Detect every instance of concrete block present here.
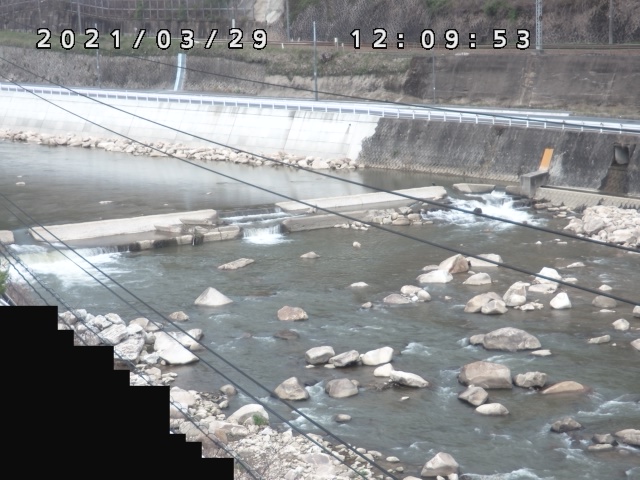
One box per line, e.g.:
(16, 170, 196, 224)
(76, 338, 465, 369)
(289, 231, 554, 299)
(520, 171, 549, 198)
(0, 230, 15, 245)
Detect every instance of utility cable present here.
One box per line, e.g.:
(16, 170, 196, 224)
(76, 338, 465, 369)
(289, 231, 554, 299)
(0, 244, 51, 306)
(0, 59, 637, 256)
(116, 53, 640, 136)
(0, 78, 637, 305)
(0, 197, 398, 480)
(6, 252, 263, 479)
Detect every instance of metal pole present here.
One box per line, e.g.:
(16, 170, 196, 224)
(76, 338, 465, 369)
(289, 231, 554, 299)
(609, 0, 613, 44)
(77, 1, 81, 32)
(313, 21, 318, 101)
(285, 0, 290, 41)
(432, 45, 436, 104)
(95, 22, 101, 88)
(535, 0, 542, 52)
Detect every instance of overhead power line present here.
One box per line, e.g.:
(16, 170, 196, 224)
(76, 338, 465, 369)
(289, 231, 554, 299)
(0, 57, 637, 256)
(0, 79, 637, 306)
(0, 195, 400, 480)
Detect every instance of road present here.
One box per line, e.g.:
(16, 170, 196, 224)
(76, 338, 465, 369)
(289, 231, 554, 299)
(2, 82, 639, 136)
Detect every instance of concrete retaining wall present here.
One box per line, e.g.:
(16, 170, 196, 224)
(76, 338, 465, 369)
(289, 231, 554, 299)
(0, 90, 378, 160)
(358, 119, 640, 196)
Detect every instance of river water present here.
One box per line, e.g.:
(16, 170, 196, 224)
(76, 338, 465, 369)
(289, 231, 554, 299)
(1, 141, 639, 479)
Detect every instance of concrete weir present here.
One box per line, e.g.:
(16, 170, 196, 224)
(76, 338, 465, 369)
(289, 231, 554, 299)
(28, 209, 242, 251)
(276, 186, 447, 214)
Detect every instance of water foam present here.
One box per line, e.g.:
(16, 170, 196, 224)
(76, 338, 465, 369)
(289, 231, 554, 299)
(242, 224, 291, 245)
(401, 342, 432, 356)
(423, 191, 538, 229)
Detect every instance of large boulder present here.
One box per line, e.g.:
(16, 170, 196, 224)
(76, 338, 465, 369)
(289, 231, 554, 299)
(373, 363, 395, 377)
(592, 296, 617, 309)
(481, 299, 508, 315)
(360, 346, 394, 366)
(305, 346, 335, 364)
(458, 385, 488, 406)
(550, 417, 582, 433)
(541, 381, 587, 395)
(514, 371, 547, 388)
(390, 370, 429, 388)
(503, 281, 529, 307)
(324, 378, 359, 398)
(614, 429, 640, 447)
(464, 292, 503, 313)
(194, 287, 233, 306)
(416, 269, 453, 284)
(277, 306, 308, 321)
(459, 361, 512, 389)
(534, 267, 562, 285)
(329, 350, 360, 367)
(463, 272, 492, 285)
(467, 253, 503, 268)
(227, 404, 269, 426)
(550, 292, 572, 309)
(439, 254, 470, 274)
(274, 377, 309, 401)
(153, 331, 199, 365)
(482, 327, 541, 352)
(476, 403, 509, 416)
(420, 452, 459, 477)
(383, 293, 412, 304)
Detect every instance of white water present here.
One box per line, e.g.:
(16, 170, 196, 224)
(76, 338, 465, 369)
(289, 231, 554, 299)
(242, 224, 289, 245)
(424, 190, 537, 228)
(7, 244, 124, 287)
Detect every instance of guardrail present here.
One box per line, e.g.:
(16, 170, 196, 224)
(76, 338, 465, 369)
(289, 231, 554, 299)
(2, 83, 638, 136)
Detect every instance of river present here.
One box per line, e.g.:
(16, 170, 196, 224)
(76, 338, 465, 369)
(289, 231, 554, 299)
(1, 140, 638, 479)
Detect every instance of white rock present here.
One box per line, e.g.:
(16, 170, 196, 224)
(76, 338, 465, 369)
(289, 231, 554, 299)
(458, 385, 488, 406)
(300, 251, 320, 259)
(390, 370, 429, 388)
(593, 296, 617, 308)
(361, 346, 394, 366)
(633, 306, 640, 318)
(324, 378, 359, 398)
(420, 452, 459, 477)
(373, 363, 395, 377)
(459, 361, 512, 389)
(550, 292, 572, 309)
(566, 262, 585, 268)
(513, 371, 547, 388)
(528, 283, 558, 294)
(533, 267, 562, 285)
(482, 327, 541, 351)
(416, 269, 453, 284)
(467, 254, 503, 267)
(481, 299, 508, 315)
(463, 273, 492, 285)
(274, 377, 310, 401)
(383, 293, 412, 304)
(305, 346, 335, 364)
(599, 284, 613, 292)
(227, 404, 269, 426)
(531, 349, 552, 356)
(350, 282, 368, 287)
(631, 339, 640, 351)
(588, 335, 611, 344)
(465, 292, 502, 312)
(194, 287, 233, 306)
(503, 281, 529, 307)
(612, 319, 630, 331)
(439, 254, 470, 274)
(218, 258, 254, 270)
(277, 306, 308, 321)
(353, 241, 361, 248)
(329, 350, 360, 367)
(475, 403, 509, 416)
(401, 285, 423, 296)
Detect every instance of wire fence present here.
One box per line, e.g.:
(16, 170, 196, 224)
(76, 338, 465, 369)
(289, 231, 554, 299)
(1, 0, 639, 43)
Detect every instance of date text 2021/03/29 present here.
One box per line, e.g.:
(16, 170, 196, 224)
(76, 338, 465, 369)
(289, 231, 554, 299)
(35, 28, 268, 51)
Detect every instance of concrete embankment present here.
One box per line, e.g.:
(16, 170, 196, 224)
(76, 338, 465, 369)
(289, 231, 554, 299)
(3, 87, 639, 200)
(359, 119, 640, 197)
